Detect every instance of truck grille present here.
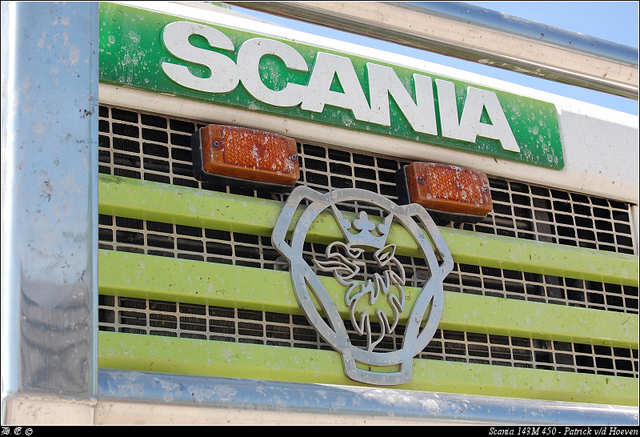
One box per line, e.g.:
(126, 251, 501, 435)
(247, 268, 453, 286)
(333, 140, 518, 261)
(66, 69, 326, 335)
(97, 104, 638, 379)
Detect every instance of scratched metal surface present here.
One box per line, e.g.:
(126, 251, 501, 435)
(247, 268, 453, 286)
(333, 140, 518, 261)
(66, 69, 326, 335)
(2, 1, 99, 400)
(96, 369, 639, 425)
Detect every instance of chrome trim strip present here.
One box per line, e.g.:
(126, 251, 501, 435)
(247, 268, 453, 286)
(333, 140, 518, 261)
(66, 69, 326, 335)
(1, 1, 99, 424)
(408, 2, 638, 66)
(97, 369, 639, 425)
(231, 1, 639, 99)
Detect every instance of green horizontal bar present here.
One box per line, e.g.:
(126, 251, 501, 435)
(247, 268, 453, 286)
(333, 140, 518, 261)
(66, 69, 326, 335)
(98, 331, 638, 406)
(99, 250, 639, 349)
(99, 175, 638, 286)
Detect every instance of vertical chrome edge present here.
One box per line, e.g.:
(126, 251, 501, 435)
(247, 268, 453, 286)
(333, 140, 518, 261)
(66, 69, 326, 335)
(1, 2, 99, 425)
(94, 370, 639, 425)
(631, 205, 640, 256)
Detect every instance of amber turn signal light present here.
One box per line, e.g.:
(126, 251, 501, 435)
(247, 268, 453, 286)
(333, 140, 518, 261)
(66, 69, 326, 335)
(192, 124, 299, 191)
(396, 162, 492, 223)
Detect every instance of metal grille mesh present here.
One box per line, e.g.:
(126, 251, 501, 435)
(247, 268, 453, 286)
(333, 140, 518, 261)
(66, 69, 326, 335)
(98, 295, 638, 378)
(97, 104, 638, 379)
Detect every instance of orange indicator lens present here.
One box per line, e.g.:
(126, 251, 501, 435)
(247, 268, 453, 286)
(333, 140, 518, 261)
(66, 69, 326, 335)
(397, 162, 492, 221)
(192, 124, 299, 190)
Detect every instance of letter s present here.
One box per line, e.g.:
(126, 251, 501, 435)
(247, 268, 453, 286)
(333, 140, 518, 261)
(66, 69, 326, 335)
(161, 21, 238, 93)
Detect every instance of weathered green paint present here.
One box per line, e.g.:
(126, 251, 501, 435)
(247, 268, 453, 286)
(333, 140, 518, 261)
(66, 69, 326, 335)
(441, 226, 639, 287)
(441, 291, 638, 349)
(99, 250, 639, 349)
(99, 175, 639, 286)
(98, 3, 564, 169)
(98, 174, 281, 236)
(98, 331, 638, 406)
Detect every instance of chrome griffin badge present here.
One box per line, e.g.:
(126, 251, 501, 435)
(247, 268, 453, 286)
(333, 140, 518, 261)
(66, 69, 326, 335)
(272, 187, 453, 385)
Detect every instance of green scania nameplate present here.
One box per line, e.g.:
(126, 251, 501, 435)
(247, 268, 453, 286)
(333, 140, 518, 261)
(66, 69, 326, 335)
(99, 3, 564, 169)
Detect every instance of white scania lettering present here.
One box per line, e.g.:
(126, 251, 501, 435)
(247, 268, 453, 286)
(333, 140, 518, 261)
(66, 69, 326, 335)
(161, 21, 238, 93)
(161, 22, 520, 153)
(301, 52, 372, 122)
(366, 63, 438, 136)
(237, 38, 308, 107)
(436, 79, 520, 152)
(463, 87, 520, 152)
